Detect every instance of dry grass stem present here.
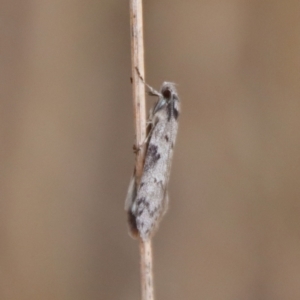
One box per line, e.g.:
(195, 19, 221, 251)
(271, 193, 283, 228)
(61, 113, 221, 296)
(129, 1, 154, 300)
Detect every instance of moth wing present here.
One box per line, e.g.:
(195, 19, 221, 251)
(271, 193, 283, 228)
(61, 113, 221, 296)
(133, 118, 175, 239)
(134, 175, 166, 240)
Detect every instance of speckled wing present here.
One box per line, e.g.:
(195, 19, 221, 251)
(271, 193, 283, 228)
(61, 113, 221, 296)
(128, 82, 180, 241)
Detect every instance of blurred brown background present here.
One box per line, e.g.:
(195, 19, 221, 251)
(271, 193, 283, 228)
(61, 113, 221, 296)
(2, 1, 300, 299)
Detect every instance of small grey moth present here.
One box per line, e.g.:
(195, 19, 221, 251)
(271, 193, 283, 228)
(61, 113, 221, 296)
(125, 80, 180, 241)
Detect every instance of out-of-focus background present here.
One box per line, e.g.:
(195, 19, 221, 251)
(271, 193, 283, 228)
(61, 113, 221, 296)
(2, 1, 300, 299)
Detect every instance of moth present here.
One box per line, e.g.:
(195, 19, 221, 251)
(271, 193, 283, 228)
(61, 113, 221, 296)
(125, 80, 180, 241)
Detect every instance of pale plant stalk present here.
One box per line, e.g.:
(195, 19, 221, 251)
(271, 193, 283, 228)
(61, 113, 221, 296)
(129, 1, 154, 300)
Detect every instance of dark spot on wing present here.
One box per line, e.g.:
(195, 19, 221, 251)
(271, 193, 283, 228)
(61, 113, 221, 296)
(165, 135, 169, 142)
(137, 197, 145, 206)
(148, 144, 159, 157)
(173, 106, 179, 120)
(167, 99, 179, 121)
(167, 101, 173, 121)
(144, 144, 161, 171)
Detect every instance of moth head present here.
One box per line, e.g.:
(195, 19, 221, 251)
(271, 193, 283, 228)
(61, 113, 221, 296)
(160, 82, 177, 101)
(151, 82, 180, 117)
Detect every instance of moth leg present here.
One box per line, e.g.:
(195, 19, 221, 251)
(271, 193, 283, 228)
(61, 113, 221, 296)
(147, 86, 161, 97)
(133, 121, 156, 154)
(135, 67, 161, 97)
